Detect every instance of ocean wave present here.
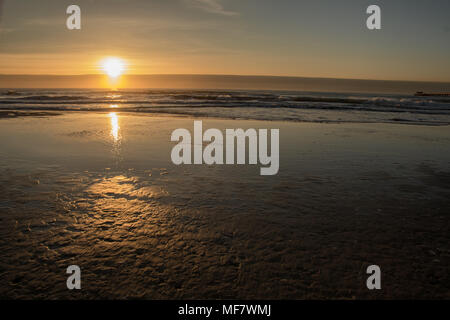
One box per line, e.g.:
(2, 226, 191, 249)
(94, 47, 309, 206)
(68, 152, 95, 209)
(18, 95, 91, 101)
(1, 100, 449, 114)
(1, 89, 449, 125)
(2, 91, 449, 107)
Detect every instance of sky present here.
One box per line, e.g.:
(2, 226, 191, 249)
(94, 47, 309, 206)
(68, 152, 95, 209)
(0, 0, 449, 82)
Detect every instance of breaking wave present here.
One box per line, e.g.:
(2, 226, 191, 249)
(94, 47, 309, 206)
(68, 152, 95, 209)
(1, 89, 449, 125)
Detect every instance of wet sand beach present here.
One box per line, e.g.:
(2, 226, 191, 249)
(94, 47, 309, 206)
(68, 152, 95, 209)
(0, 113, 449, 299)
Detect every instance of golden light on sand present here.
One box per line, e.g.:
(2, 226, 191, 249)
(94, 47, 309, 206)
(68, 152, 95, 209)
(108, 112, 120, 142)
(101, 57, 125, 78)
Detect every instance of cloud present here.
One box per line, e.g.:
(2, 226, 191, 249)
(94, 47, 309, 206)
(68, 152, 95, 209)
(186, 0, 238, 16)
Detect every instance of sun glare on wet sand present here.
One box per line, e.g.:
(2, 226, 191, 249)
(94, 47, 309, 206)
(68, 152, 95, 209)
(109, 112, 120, 142)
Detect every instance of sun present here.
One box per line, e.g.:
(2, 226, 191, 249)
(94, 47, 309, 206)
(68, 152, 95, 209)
(101, 57, 125, 78)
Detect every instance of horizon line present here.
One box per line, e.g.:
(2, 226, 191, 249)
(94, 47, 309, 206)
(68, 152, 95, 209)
(1, 73, 449, 84)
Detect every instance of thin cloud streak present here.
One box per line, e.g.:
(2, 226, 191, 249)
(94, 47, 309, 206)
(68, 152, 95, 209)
(186, 0, 238, 16)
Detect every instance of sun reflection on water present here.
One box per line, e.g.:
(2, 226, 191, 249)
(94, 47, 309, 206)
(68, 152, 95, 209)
(108, 112, 121, 142)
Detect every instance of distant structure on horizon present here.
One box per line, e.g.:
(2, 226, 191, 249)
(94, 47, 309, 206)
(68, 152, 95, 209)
(415, 91, 450, 97)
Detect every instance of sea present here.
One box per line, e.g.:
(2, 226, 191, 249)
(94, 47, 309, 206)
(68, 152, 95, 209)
(1, 88, 450, 125)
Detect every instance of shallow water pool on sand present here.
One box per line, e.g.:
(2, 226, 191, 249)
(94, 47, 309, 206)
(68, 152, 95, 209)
(0, 113, 449, 298)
